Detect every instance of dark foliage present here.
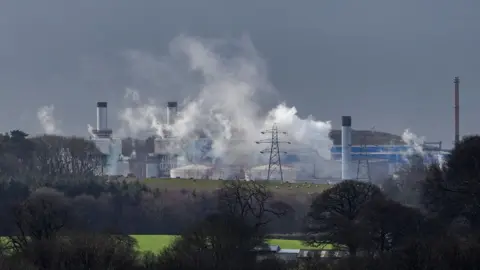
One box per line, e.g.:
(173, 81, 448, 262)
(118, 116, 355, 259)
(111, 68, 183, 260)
(422, 136, 480, 227)
(305, 180, 383, 255)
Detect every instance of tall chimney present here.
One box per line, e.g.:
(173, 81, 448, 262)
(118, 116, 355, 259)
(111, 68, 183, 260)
(166, 101, 178, 126)
(96, 102, 108, 131)
(93, 102, 112, 138)
(341, 116, 352, 180)
(454, 77, 460, 145)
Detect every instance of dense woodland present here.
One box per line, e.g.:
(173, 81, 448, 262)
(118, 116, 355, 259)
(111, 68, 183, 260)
(0, 130, 479, 269)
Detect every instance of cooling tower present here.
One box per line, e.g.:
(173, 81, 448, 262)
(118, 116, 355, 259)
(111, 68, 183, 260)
(341, 116, 352, 180)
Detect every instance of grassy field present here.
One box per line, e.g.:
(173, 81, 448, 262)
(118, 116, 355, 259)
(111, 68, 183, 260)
(122, 179, 332, 252)
(0, 235, 330, 253)
(132, 235, 330, 253)
(142, 178, 331, 194)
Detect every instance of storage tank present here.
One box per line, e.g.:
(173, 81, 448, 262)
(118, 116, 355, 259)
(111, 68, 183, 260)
(250, 165, 297, 182)
(170, 164, 212, 179)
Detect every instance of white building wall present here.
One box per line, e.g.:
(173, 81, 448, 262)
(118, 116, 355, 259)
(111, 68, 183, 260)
(170, 165, 212, 179)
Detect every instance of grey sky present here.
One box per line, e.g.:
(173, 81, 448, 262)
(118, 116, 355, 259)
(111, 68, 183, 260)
(1, 0, 479, 148)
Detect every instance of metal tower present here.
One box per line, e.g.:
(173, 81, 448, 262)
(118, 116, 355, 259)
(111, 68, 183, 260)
(256, 124, 291, 181)
(356, 128, 376, 182)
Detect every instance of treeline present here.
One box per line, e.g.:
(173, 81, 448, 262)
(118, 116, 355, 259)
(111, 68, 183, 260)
(0, 130, 480, 269)
(0, 130, 307, 236)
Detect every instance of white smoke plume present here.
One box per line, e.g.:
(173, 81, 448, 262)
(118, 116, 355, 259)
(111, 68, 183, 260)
(119, 35, 334, 175)
(37, 105, 63, 135)
(401, 129, 445, 167)
(118, 88, 163, 138)
(87, 124, 96, 138)
(402, 129, 425, 156)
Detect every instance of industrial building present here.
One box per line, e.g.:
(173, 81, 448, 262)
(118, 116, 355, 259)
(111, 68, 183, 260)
(89, 101, 449, 182)
(90, 102, 127, 176)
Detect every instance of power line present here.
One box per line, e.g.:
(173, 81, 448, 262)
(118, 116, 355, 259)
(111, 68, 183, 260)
(256, 123, 291, 182)
(356, 127, 376, 182)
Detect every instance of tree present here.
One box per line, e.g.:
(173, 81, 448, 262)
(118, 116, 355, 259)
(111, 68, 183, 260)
(29, 135, 103, 182)
(0, 130, 36, 178)
(305, 180, 384, 256)
(381, 160, 427, 208)
(217, 180, 290, 232)
(59, 233, 139, 270)
(9, 188, 71, 251)
(422, 136, 480, 227)
(159, 213, 262, 270)
(6, 188, 72, 270)
(359, 197, 425, 253)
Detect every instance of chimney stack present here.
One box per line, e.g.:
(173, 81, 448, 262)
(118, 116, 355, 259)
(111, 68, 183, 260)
(454, 77, 460, 145)
(341, 116, 352, 180)
(93, 101, 112, 138)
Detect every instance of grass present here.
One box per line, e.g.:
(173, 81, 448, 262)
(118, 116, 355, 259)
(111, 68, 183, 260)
(0, 235, 330, 253)
(142, 178, 331, 194)
(132, 235, 331, 253)
(133, 235, 176, 253)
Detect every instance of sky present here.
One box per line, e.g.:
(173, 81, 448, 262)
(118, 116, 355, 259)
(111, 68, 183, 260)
(1, 0, 479, 148)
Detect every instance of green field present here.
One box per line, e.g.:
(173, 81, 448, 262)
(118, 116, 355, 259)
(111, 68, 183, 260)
(142, 178, 331, 194)
(132, 235, 330, 253)
(0, 235, 330, 252)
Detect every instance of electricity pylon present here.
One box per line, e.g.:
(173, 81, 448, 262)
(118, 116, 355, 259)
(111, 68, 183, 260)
(256, 124, 291, 182)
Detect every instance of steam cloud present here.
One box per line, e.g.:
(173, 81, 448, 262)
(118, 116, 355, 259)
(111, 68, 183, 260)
(402, 129, 425, 156)
(119, 35, 334, 175)
(37, 105, 63, 135)
(401, 129, 445, 166)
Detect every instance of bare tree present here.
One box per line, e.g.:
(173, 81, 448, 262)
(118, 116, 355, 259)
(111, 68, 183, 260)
(29, 135, 103, 182)
(217, 180, 289, 231)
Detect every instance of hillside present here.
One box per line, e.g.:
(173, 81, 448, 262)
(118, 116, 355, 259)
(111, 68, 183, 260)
(329, 129, 405, 145)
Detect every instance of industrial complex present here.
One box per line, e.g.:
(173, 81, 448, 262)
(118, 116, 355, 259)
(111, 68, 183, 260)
(88, 75, 463, 183)
(90, 100, 450, 183)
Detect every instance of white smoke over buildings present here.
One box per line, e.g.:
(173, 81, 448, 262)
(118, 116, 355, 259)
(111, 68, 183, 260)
(118, 35, 334, 171)
(401, 129, 445, 167)
(118, 88, 163, 138)
(402, 129, 425, 156)
(34, 34, 445, 179)
(37, 105, 63, 135)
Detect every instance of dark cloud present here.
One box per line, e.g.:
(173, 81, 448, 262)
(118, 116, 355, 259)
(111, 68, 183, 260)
(0, 0, 479, 147)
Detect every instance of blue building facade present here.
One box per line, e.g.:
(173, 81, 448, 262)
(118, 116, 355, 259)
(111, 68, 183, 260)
(175, 139, 449, 167)
(330, 145, 449, 165)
